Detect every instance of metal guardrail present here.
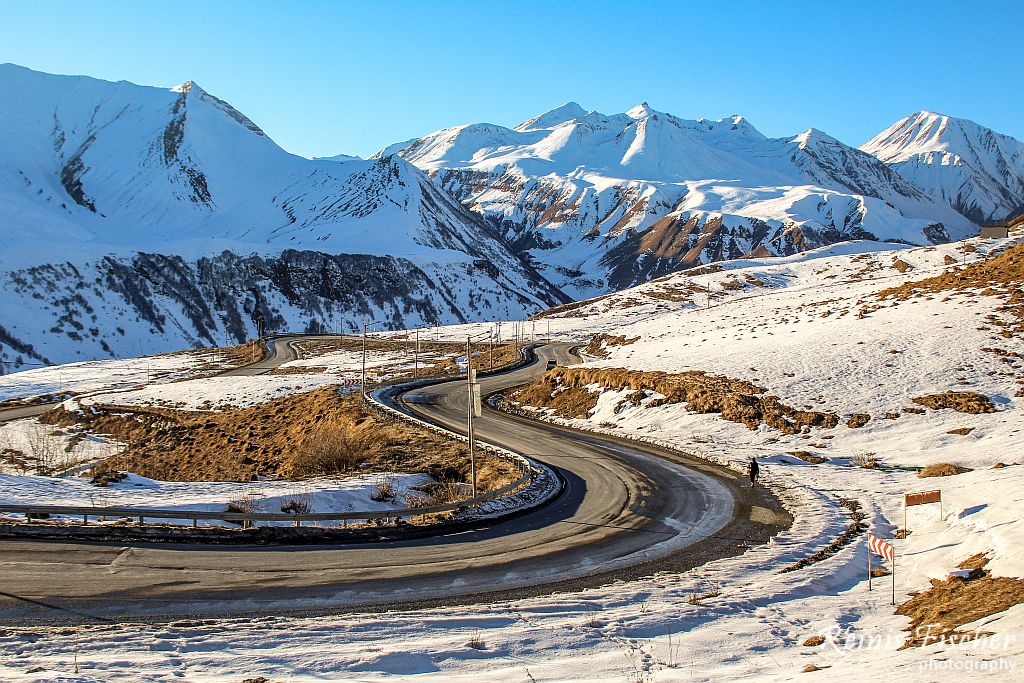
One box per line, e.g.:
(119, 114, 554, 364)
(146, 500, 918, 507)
(0, 470, 532, 528)
(0, 343, 546, 530)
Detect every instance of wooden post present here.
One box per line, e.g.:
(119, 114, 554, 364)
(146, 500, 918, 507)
(868, 544, 872, 591)
(892, 553, 896, 606)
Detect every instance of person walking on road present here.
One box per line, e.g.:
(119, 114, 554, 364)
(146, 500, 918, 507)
(748, 457, 759, 487)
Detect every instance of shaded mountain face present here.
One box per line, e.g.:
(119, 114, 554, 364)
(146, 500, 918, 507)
(0, 65, 567, 371)
(861, 111, 1024, 225)
(378, 103, 988, 298)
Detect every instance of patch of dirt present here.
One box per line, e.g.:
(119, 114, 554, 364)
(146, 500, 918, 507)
(41, 388, 516, 489)
(515, 367, 839, 435)
(946, 427, 975, 435)
(918, 463, 973, 478)
(912, 391, 996, 414)
(897, 555, 1024, 647)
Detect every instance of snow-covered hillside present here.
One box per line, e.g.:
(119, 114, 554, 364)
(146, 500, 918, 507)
(379, 102, 985, 298)
(862, 111, 1024, 225)
(5, 234, 1023, 681)
(0, 64, 567, 371)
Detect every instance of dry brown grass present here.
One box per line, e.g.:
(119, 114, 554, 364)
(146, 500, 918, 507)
(269, 366, 327, 375)
(878, 243, 1024, 336)
(897, 556, 1024, 647)
(788, 451, 828, 464)
(291, 425, 370, 476)
(918, 463, 973, 478)
(802, 635, 825, 647)
(686, 591, 721, 605)
(892, 258, 914, 273)
(946, 427, 975, 435)
(43, 388, 517, 490)
(514, 367, 839, 435)
(912, 391, 996, 414)
(846, 414, 871, 429)
(583, 333, 640, 359)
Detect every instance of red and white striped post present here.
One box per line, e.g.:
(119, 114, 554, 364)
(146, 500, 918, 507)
(868, 533, 896, 605)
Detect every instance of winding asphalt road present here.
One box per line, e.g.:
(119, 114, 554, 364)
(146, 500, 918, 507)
(0, 338, 790, 624)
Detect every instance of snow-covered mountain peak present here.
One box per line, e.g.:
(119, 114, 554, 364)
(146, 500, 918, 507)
(862, 111, 1024, 223)
(171, 80, 198, 94)
(626, 102, 655, 119)
(313, 152, 362, 162)
(790, 127, 841, 148)
(0, 65, 568, 368)
(861, 110, 1024, 169)
(514, 101, 588, 132)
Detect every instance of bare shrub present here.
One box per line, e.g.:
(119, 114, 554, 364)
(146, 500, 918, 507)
(402, 481, 467, 509)
(851, 452, 878, 469)
(226, 492, 263, 515)
(293, 426, 370, 476)
(466, 631, 486, 650)
(24, 423, 67, 475)
(370, 474, 396, 502)
(280, 494, 313, 515)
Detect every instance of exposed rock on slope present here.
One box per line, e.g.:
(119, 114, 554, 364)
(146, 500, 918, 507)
(0, 65, 567, 370)
(381, 103, 981, 297)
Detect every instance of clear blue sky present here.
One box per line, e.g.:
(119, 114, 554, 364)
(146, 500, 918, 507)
(2, 0, 1021, 158)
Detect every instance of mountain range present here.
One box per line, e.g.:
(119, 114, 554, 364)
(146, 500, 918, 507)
(377, 103, 1023, 297)
(1, 63, 1022, 370)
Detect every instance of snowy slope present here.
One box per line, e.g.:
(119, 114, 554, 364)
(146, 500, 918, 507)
(379, 102, 977, 297)
(862, 111, 1024, 225)
(4, 235, 1023, 681)
(0, 65, 567, 370)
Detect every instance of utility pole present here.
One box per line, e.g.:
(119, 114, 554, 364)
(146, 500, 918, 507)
(414, 326, 420, 378)
(547, 319, 550, 341)
(465, 330, 489, 497)
(467, 336, 477, 497)
(361, 323, 367, 397)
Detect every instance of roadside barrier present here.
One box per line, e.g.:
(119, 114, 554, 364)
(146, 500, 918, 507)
(0, 343, 559, 531)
